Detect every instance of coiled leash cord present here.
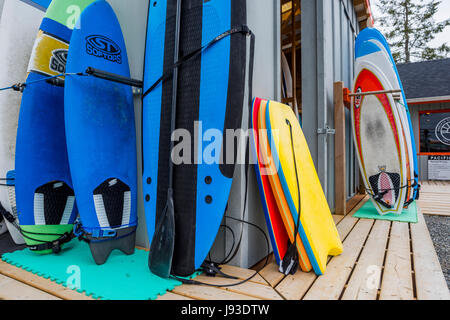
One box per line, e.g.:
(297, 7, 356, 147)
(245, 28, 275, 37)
(0, 202, 74, 253)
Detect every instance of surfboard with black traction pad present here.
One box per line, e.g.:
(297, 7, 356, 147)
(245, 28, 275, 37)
(0, 0, 43, 245)
(355, 28, 419, 206)
(15, 0, 96, 254)
(352, 32, 409, 215)
(143, 0, 251, 277)
(65, 0, 137, 265)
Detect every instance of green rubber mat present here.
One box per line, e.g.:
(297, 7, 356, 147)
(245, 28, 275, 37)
(353, 200, 418, 223)
(1, 240, 195, 300)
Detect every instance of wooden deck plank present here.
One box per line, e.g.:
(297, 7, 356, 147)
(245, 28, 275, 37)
(0, 274, 60, 300)
(411, 211, 450, 300)
(379, 222, 414, 300)
(275, 214, 361, 300)
(172, 284, 260, 300)
(341, 220, 390, 300)
(0, 261, 93, 300)
(156, 292, 194, 300)
(259, 262, 285, 288)
(219, 264, 267, 285)
(192, 275, 283, 300)
(302, 219, 374, 300)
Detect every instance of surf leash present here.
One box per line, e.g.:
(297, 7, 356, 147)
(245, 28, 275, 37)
(74, 221, 137, 244)
(0, 177, 15, 187)
(278, 119, 302, 276)
(142, 24, 254, 99)
(0, 72, 85, 92)
(365, 178, 419, 209)
(0, 202, 74, 253)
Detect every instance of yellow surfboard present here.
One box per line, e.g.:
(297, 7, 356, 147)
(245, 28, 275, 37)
(265, 100, 343, 275)
(257, 99, 312, 272)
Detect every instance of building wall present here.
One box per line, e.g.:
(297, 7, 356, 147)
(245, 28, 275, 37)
(0, 0, 4, 20)
(302, 0, 360, 211)
(409, 102, 450, 180)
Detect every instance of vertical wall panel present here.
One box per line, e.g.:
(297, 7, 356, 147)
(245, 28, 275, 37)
(302, 0, 359, 211)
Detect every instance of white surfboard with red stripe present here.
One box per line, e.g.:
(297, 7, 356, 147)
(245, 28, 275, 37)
(352, 57, 408, 215)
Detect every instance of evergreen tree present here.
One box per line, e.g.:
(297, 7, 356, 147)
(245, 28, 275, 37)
(376, 0, 450, 63)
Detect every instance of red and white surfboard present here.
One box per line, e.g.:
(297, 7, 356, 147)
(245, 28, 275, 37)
(352, 59, 408, 215)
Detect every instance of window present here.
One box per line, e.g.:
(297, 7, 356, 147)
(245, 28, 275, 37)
(419, 109, 450, 155)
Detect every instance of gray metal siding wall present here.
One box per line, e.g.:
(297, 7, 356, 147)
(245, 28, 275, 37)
(409, 102, 450, 180)
(302, 0, 359, 211)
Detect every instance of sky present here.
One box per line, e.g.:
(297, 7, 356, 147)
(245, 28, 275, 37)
(370, 0, 450, 49)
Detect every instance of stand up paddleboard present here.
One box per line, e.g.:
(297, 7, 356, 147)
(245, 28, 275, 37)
(265, 100, 343, 275)
(15, 0, 96, 254)
(143, 0, 251, 277)
(356, 28, 419, 204)
(0, 0, 43, 245)
(251, 97, 289, 265)
(352, 39, 409, 215)
(65, 0, 137, 265)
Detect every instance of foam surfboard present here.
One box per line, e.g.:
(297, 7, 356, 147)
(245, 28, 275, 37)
(355, 39, 414, 206)
(19, 0, 51, 11)
(356, 28, 419, 202)
(0, 0, 43, 244)
(251, 97, 289, 265)
(265, 100, 343, 275)
(281, 52, 300, 121)
(15, 0, 96, 254)
(352, 40, 408, 215)
(143, 0, 249, 277)
(65, 0, 137, 265)
(257, 100, 312, 272)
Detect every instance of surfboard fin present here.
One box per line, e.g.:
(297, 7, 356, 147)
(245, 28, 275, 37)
(86, 226, 136, 265)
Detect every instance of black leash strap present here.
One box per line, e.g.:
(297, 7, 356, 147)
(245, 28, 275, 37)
(0, 202, 74, 253)
(142, 25, 253, 99)
(279, 120, 301, 276)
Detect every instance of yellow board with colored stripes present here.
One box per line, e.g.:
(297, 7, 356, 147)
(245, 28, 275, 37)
(257, 99, 312, 272)
(266, 100, 343, 275)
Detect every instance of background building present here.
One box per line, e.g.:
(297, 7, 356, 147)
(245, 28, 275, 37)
(398, 58, 450, 181)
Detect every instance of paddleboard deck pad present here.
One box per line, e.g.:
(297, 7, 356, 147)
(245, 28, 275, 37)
(65, 0, 137, 265)
(15, 0, 95, 254)
(143, 0, 251, 277)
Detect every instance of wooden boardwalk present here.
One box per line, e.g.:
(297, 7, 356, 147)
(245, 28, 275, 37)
(417, 181, 450, 217)
(0, 197, 448, 300)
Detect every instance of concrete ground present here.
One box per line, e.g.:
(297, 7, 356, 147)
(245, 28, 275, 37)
(424, 215, 450, 289)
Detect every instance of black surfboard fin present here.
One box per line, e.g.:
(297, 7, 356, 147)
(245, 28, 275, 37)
(87, 226, 136, 265)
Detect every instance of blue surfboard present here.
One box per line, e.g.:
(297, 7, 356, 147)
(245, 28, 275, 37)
(15, 0, 91, 254)
(65, 0, 137, 265)
(355, 28, 419, 200)
(143, 0, 249, 276)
